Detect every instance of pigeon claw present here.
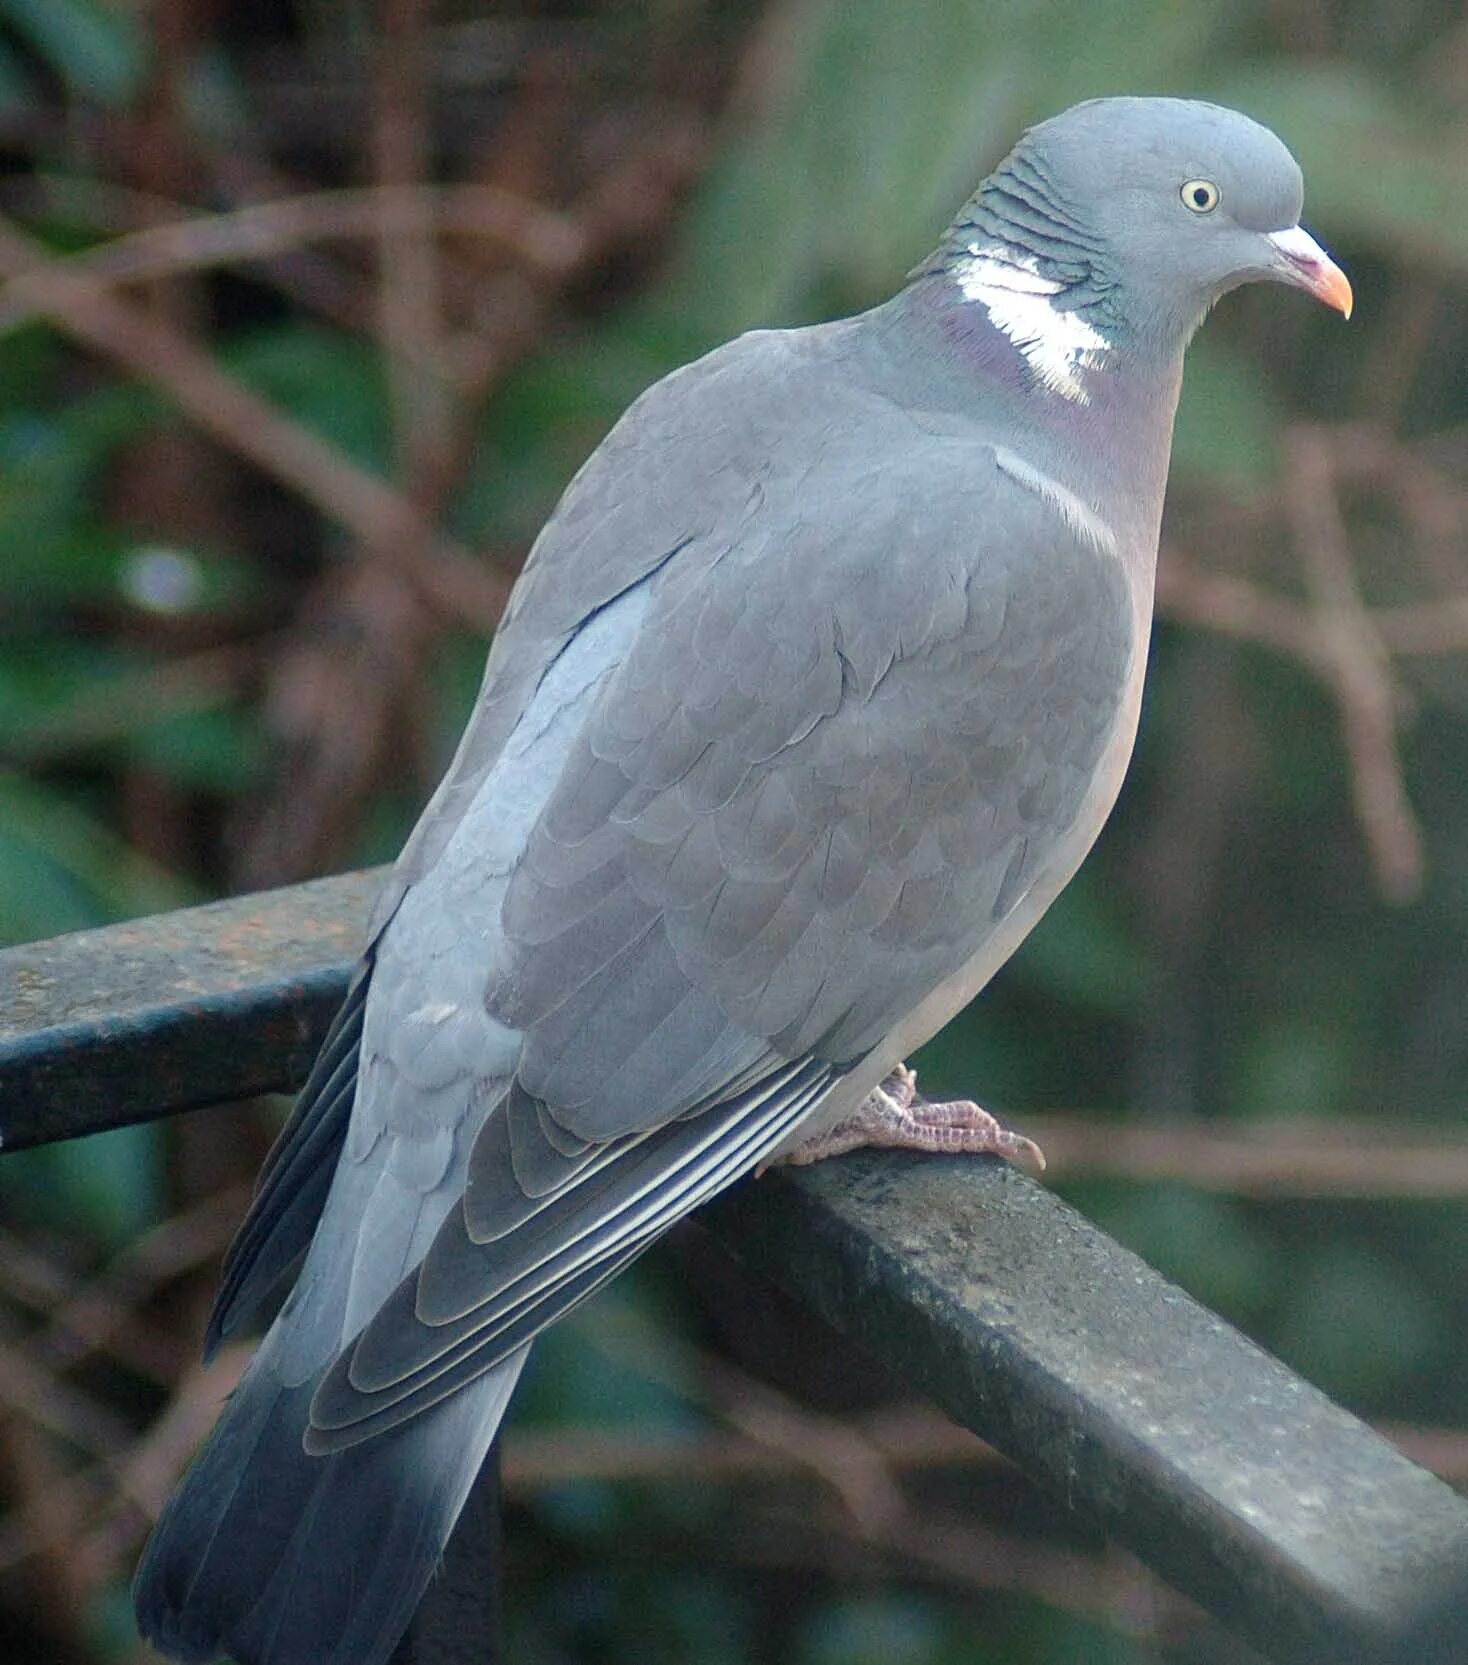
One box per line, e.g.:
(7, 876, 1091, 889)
(765, 1063, 1047, 1174)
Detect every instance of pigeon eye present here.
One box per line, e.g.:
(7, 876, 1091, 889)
(1181, 179, 1220, 213)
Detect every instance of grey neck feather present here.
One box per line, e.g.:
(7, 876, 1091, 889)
(917, 137, 1119, 331)
(871, 137, 1190, 569)
(849, 272, 1183, 579)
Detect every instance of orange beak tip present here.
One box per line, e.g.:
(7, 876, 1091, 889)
(1266, 225, 1353, 321)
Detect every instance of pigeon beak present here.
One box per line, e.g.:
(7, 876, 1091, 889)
(1265, 225, 1353, 319)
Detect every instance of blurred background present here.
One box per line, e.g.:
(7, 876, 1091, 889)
(1, 0, 1466, 1660)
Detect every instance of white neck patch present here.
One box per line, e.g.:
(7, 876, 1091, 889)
(954, 243, 1110, 405)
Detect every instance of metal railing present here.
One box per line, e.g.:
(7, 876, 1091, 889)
(3, 873, 1466, 1664)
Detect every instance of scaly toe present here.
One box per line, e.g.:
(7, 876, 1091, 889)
(764, 1066, 1045, 1174)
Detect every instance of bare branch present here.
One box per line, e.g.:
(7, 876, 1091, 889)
(0, 185, 583, 341)
(1286, 425, 1424, 901)
(1157, 547, 1322, 664)
(699, 1354, 908, 1533)
(40, 1185, 251, 1376)
(0, 214, 510, 630)
(0, 1311, 136, 1462)
(376, 0, 453, 475)
(1016, 1113, 1468, 1197)
(1375, 594, 1468, 655)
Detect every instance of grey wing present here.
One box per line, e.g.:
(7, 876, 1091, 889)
(369, 325, 811, 936)
(305, 436, 1134, 1447)
(208, 325, 814, 1349)
(205, 956, 372, 1352)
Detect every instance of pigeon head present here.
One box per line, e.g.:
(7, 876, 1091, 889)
(927, 96, 1350, 402)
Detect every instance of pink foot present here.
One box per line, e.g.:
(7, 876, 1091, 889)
(772, 1063, 1046, 1173)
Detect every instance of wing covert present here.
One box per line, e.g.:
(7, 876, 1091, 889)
(495, 437, 1135, 1137)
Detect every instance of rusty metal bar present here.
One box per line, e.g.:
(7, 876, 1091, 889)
(704, 1158, 1468, 1665)
(0, 869, 381, 1148)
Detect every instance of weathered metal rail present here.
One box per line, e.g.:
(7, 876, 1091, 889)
(2, 873, 1466, 1664)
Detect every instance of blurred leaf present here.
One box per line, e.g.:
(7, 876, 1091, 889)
(1, 1120, 162, 1248)
(0, 381, 164, 606)
(0, 639, 133, 730)
(1024, 1609, 1159, 1665)
(1007, 863, 1154, 1016)
(1079, 1180, 1277, 1319)
(637, 1574, 750, 1664)
(0, 769, 195, 943)
(666, 0, 1223, 337)
(129, 704, 266, 793)
(177, 42, 251, 141)
(514, 1267, 700, 1435)
(0, 812, 102, 937)
(1172, 331, 1284, 486)
(0, 321, 60, 409)
(224, 325, 390, 477)
(429, 625, 494, 764)
(797, 1594, 948, 1665)
(455, 309, 701, 549)
(1231, 1016, 1358, 1120)
(0, 0, 147, 105)
(1273, 1239, 1438, 1401)
(0, 32, 33, 109)
(455, 342, 619, 545)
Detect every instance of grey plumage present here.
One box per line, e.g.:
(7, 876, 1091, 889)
(134, 96, 1349, 1665)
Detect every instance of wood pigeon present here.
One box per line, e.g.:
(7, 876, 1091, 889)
(134, 95, 1351, 1665)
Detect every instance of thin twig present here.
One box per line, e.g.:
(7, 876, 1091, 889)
(503, 1401, 1001, 1492)
(1162, 544, 1468, 663)
(0, 213, 510, 630)
(119, 1348, 251, 1520)
(576, 1304, 908, 1532)
(1016, 1113, 1468, 1197)
(0, 1312, 137, 1462)
(0, 644, 252, 763)
(0, 185, 583, 340)
(502, 1403, 1468, 1492)
(710, 1486, 1204, 1644)
(1285, 425, 1424, 900)
(377, 0, 458, 472)
(40, 1184, 251, 1376)
(699, 1354, 909, 1533)
(1157, 548, 1322, 663)
(0, 1347, 250, 1577)
(1375, 594, 1468, 655)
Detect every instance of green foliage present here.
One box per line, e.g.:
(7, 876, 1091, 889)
(1171, 333, 1284, 487)
(0, 379, 163, 608)
(5, 1121, 164, 1250)
(0, 0, 147, 107)
(0, 769, 194, 943)
(796, 1594, 951, 1665)
(224, 325, 393, 476)
(1273, 1238, 1440, 1402)
(1082, 1182, 1278, 1320)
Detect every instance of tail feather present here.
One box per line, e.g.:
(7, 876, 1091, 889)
(134, 1331, 526, 1665)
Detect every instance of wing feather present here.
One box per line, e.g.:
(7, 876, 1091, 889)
(204, 961, 373, 1354)
(299, 431, 1133, 1461)
(306, 1059, 831, 1447)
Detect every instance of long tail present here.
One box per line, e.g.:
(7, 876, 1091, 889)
(133, 1333, 527, 1665)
